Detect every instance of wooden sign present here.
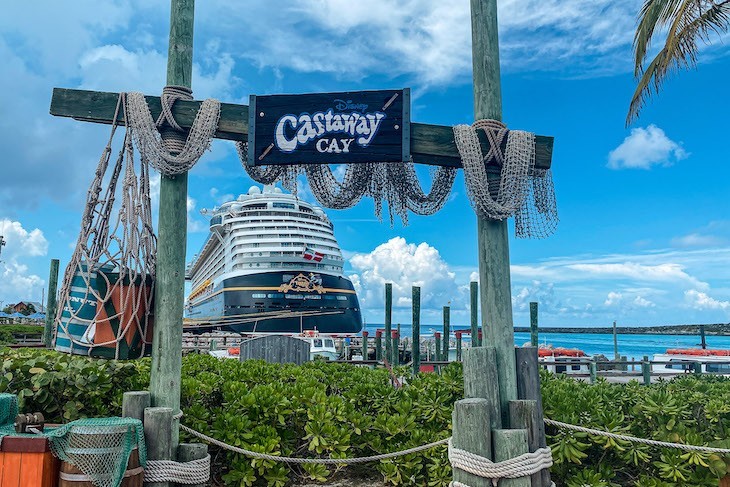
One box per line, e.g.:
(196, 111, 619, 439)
(247, 89, 410, 165)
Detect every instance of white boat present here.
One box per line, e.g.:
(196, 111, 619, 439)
(652, 349, 730, 375)
(539, 346, 590, 375)
(185, 185, 363, 335)
(209, 332, 340, 361)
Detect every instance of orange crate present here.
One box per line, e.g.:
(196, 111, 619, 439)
(0, 436, 59, 487)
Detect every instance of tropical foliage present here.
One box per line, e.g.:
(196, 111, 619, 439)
(628, 0, 730, 123)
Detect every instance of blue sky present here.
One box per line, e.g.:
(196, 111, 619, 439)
(1, 0, 729, 328)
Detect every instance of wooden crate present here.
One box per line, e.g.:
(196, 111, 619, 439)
(0, 436, 59, 487)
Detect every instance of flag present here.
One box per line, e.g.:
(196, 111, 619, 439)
(303, 246, 325, 262)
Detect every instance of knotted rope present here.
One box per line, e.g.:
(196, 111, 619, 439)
(126, 87, 220, 176)
(144, 455, 211, 485)
(448, 439, 553, 487)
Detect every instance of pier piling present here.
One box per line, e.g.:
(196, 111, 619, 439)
(412, 286, 421, 375)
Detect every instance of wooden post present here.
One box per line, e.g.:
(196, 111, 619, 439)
(694, 361, 703, 376)
(150, 1, 195, 456)
(375, 330, 383, 361)
(620, 355, 628, 372)
(209, 339, 216, 351)
(613, 320, 619, 360)
(493, 429, 530, 487)
(43, 259, 60, 348)
(122, 391, 151, 422)
(509, 400, 542, 487)
(463, 347, 502, 429)
(145, 407, 174, 487)
(443, 306, 450, 360)
(412, 286, 421, 374)
(529, 302, 538, 348)
(385, 283, 393, 364)
(391, 331, 400, 365)
(456, 331, 463, 361)
(642, 355, 651, 386)
(361, 331, 369, 360)
(589, 359, 597, 384)
(700, 324, 707, 350)
(452, 398, 492, 487)
(514, 347, 551, 487)
(471, 0, 517, 421)
(177, 443, 208, 487)
(470, 281, 479, 347)
(434, 332, 441, 362)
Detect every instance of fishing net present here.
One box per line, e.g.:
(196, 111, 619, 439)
(0, 394, 145, 487)
(453, 119, 558, 238)
(54, 94, 156, 359)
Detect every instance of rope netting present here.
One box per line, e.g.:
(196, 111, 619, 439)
(54, 87, 220, 359)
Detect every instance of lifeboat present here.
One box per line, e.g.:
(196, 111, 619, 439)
(227, 347, 240, 356)
(538, 347, 586, 358)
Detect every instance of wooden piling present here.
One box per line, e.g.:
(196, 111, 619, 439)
(452, 398, 492, 487)
(529, 302, 538, 347)
(391, 331, 400, 365)
(642, 355, 651, 385)
(613, 320, 619, 360)
(145, 407, 174, 487)
(122, 391, 151, 422)
(589, 359, 597, 384)
(435, 332, 442, 362)
(375, 330, 383, 361)
(177, 443, 208, 487)
(385, 283, 393, 364)
(700, 324, 707, 350)
(456, 331, 463, 361)
(443, 306, 450, 360)
(514, 347, 551, 487)
(43, 259, 60, 348)
(362, 331, 369, 360)
(470, 281, 479, 347)
(463, 347, 502, 429)
(412, 286, 421, 375)
(509, 400, 542, 487)
(493, 429, 530, 487)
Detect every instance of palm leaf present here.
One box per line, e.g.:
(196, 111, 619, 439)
(628, 0, 730, 124)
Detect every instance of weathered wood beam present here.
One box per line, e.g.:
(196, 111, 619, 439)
(50, 87, 553, 169)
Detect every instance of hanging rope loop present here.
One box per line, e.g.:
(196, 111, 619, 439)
(473, 119, 508, 168)
(156, 85, 193, 132)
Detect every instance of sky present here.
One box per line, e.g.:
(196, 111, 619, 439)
(1, 0, 729, 328)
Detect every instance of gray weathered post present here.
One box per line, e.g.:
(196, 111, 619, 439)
(471, 0, 517, 422)
(613, 320, 619, 360)
(149, 0, 195, 453)
(456, 331, 463, 361)
(43, 259, 60, 347)
(385, 283, 393, 363)
(493, 429, 530, 487)
(463, 347, 502, 430)
(443, 306, 450, 360)
(435, 332, 442, 362)
(177, 443, 208, 487)
(145, 407, 174, 487)
(700, 324, 707, 349)
(122, 391, 151, 422)
(412, 286, 421, 375)
(529, 302, 538, 347)
(391, 330, 400, 365)
(375, 330, 383, 361)
(589, 359, 597, 384)
(642, 355, 651, 385)
(452, 398, 492, 487)
(361, 331, 369, 360)
(509, 400, 541, 487)
(470, 281, 480, 347)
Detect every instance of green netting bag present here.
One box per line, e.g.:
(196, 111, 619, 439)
(46, 417, 146, 487)
(0, 393, 18, 426)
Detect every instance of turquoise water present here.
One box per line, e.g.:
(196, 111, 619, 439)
(364, 324, 730, 359)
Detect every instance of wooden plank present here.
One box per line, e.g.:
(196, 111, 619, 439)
(49, 88, 554, 169)
(1, 436, 51, 453)
(3, 451, 22, 487)
(42, 452, 58, 487)
(19, 452, 43, 487)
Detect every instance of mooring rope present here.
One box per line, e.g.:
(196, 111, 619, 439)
(144, 455, 211, 485)
(545, 418, 730, 454)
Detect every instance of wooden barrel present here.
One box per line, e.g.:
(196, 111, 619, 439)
(58, 424, 143, 487)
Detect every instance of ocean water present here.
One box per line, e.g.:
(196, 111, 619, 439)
(363, 323, 730, 359)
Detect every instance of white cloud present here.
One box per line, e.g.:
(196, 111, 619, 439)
(604, 291, 623, 307)
(685, 290, 730, 311)
(349, 237, 462, 316)
(0, 219, 48, 303)
(0, 219, 49, 259)
(568, 262, 708, 290)
(671, 233, 725, 248)
(186, 197, 206, 233)
(604, 291, 655, 308)
(608, 125, 688, 170)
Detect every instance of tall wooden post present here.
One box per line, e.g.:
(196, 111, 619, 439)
(412, 286, 421, 375)
(443, 306, 450, 360)
(361, 331, 369, 360)
(43, 259, 60, 348)
(435, 332, 442, 362)
(375, 330, 383, 360)
(385, 283, 393, 363)
(471, 0, 517, 422)
(529, 302, 538, 347)
(456, 331, 463, 361)
(613, 320, 619, 360)
(391, 330, 400, 365)
(700, 324, 707, 349)
(149, 0, 194, 452)
(470, 281, 480, 347)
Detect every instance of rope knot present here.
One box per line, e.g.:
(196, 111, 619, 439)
(472, 119, 508, 167)
(156, 85, 193, 132)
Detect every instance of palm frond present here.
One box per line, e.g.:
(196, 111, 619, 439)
(627, 0, 730, 125)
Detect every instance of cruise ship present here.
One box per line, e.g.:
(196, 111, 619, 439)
(184, 185, 363, 335)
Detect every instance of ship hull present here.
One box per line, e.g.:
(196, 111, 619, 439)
(186, 271, 363, 335)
